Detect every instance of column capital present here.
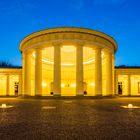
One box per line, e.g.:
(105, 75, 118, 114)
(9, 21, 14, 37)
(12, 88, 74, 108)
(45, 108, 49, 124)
(52, 42, 62, 47)
(105, 51, 113, 57)
(24, 50, 32, 55)
(75, 42, 85, 48)
(35, 47, 42, 51)
(106, 50, 112, 54)
(94, 46, 102, 51)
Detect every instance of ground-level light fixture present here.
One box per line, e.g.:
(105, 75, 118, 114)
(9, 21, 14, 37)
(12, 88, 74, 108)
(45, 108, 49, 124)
(0, 104, 13, 109)
(2, 104, 6, 108)
(42, 106, 56, 109)
(128, 104, 133, 108)
(121, 104, 140, 109)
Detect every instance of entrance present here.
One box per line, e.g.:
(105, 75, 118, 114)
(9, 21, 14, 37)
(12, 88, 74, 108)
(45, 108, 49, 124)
(14, 82, 19, 96)
(118, 82, 122, 95)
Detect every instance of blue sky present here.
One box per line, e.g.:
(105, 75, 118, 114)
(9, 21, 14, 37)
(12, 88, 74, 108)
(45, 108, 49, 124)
(0, 0, 140, 66)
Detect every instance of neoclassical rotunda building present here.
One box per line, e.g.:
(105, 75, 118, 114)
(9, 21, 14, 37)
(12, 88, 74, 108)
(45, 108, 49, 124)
(0, 27, 140, 97)
(20, 27, 116, 96)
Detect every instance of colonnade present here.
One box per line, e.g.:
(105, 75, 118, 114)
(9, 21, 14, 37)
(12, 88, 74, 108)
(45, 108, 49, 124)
(115, 74, 131, 95)
(5, 74, 21, 96)
(24, 44, 113, 96)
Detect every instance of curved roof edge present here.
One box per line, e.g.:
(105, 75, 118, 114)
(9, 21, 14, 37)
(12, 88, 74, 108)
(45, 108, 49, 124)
(20, 27, 118, 52)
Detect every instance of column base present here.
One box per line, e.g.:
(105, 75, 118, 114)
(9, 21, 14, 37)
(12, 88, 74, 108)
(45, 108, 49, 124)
(76, 94, 84, 96)
(76, 91, 84, 96)
(95, 94, 102, 97)
(105, 94, 113, 96)
(35, 94, 42, 97)
(53, 94, 61, 97)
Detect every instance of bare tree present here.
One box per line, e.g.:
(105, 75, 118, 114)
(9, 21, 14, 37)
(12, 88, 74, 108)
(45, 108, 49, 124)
(0, 61, 12, 67)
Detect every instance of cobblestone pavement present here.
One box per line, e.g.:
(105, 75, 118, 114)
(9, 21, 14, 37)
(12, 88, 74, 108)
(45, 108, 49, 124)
(0, 97, 140, 140)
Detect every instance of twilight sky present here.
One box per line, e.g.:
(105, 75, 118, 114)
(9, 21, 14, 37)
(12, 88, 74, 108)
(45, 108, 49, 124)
(0, 0, 140, 66)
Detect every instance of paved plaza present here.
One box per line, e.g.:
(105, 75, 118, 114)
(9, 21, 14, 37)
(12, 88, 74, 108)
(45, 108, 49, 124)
(0, 97, 140, 140)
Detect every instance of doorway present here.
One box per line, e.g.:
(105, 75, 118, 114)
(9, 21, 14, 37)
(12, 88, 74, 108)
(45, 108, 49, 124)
(14, 82, 19, 96)
(118, 82, 123, 95)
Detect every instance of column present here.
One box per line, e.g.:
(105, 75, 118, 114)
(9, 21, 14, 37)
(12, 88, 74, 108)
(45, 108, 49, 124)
(53, 44, 61, 96)
(76, 44, 84, 96)
(6, 75, 10, 96)
(106, 52, 113, 96)
(95, 48, 102, 96)
(115, 74, 118, 95)
(127, 75, 131, 96)
(35, 49, 42, 96)
(24, 51, 32, 96)
(112, 55, 115, 95)
(22, 54, 25, 95)
(18, 74, 22, 95)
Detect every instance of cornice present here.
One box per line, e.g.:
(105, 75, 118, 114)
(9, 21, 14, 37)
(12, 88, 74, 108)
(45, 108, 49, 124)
(20, 28, 117, 53)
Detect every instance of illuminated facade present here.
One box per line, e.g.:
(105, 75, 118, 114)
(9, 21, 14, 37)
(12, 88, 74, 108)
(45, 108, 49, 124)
(0, 67, 21, 96)
(0, 27, 140, 97)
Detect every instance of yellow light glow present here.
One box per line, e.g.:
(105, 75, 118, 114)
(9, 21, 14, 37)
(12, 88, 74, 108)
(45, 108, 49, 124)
(121, 104, 140, 109)
(42, 106, 56, 109)
(42, 82, 47, 87)
(32, 53, 95, 66)
(42, 58, 95, 66)
(0, 104, 13, 109)
(61, 45, 76, 53)
(83, 59, 95, 64)
(42, 59, 53, 64)
(102, 52, 104, 57)
(2, 104, 6, 108)
(61, 83, 65, 87)
(90, 83, 95, 86)
(70, 83, 76, 87)
(128, 104, 133, 108)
